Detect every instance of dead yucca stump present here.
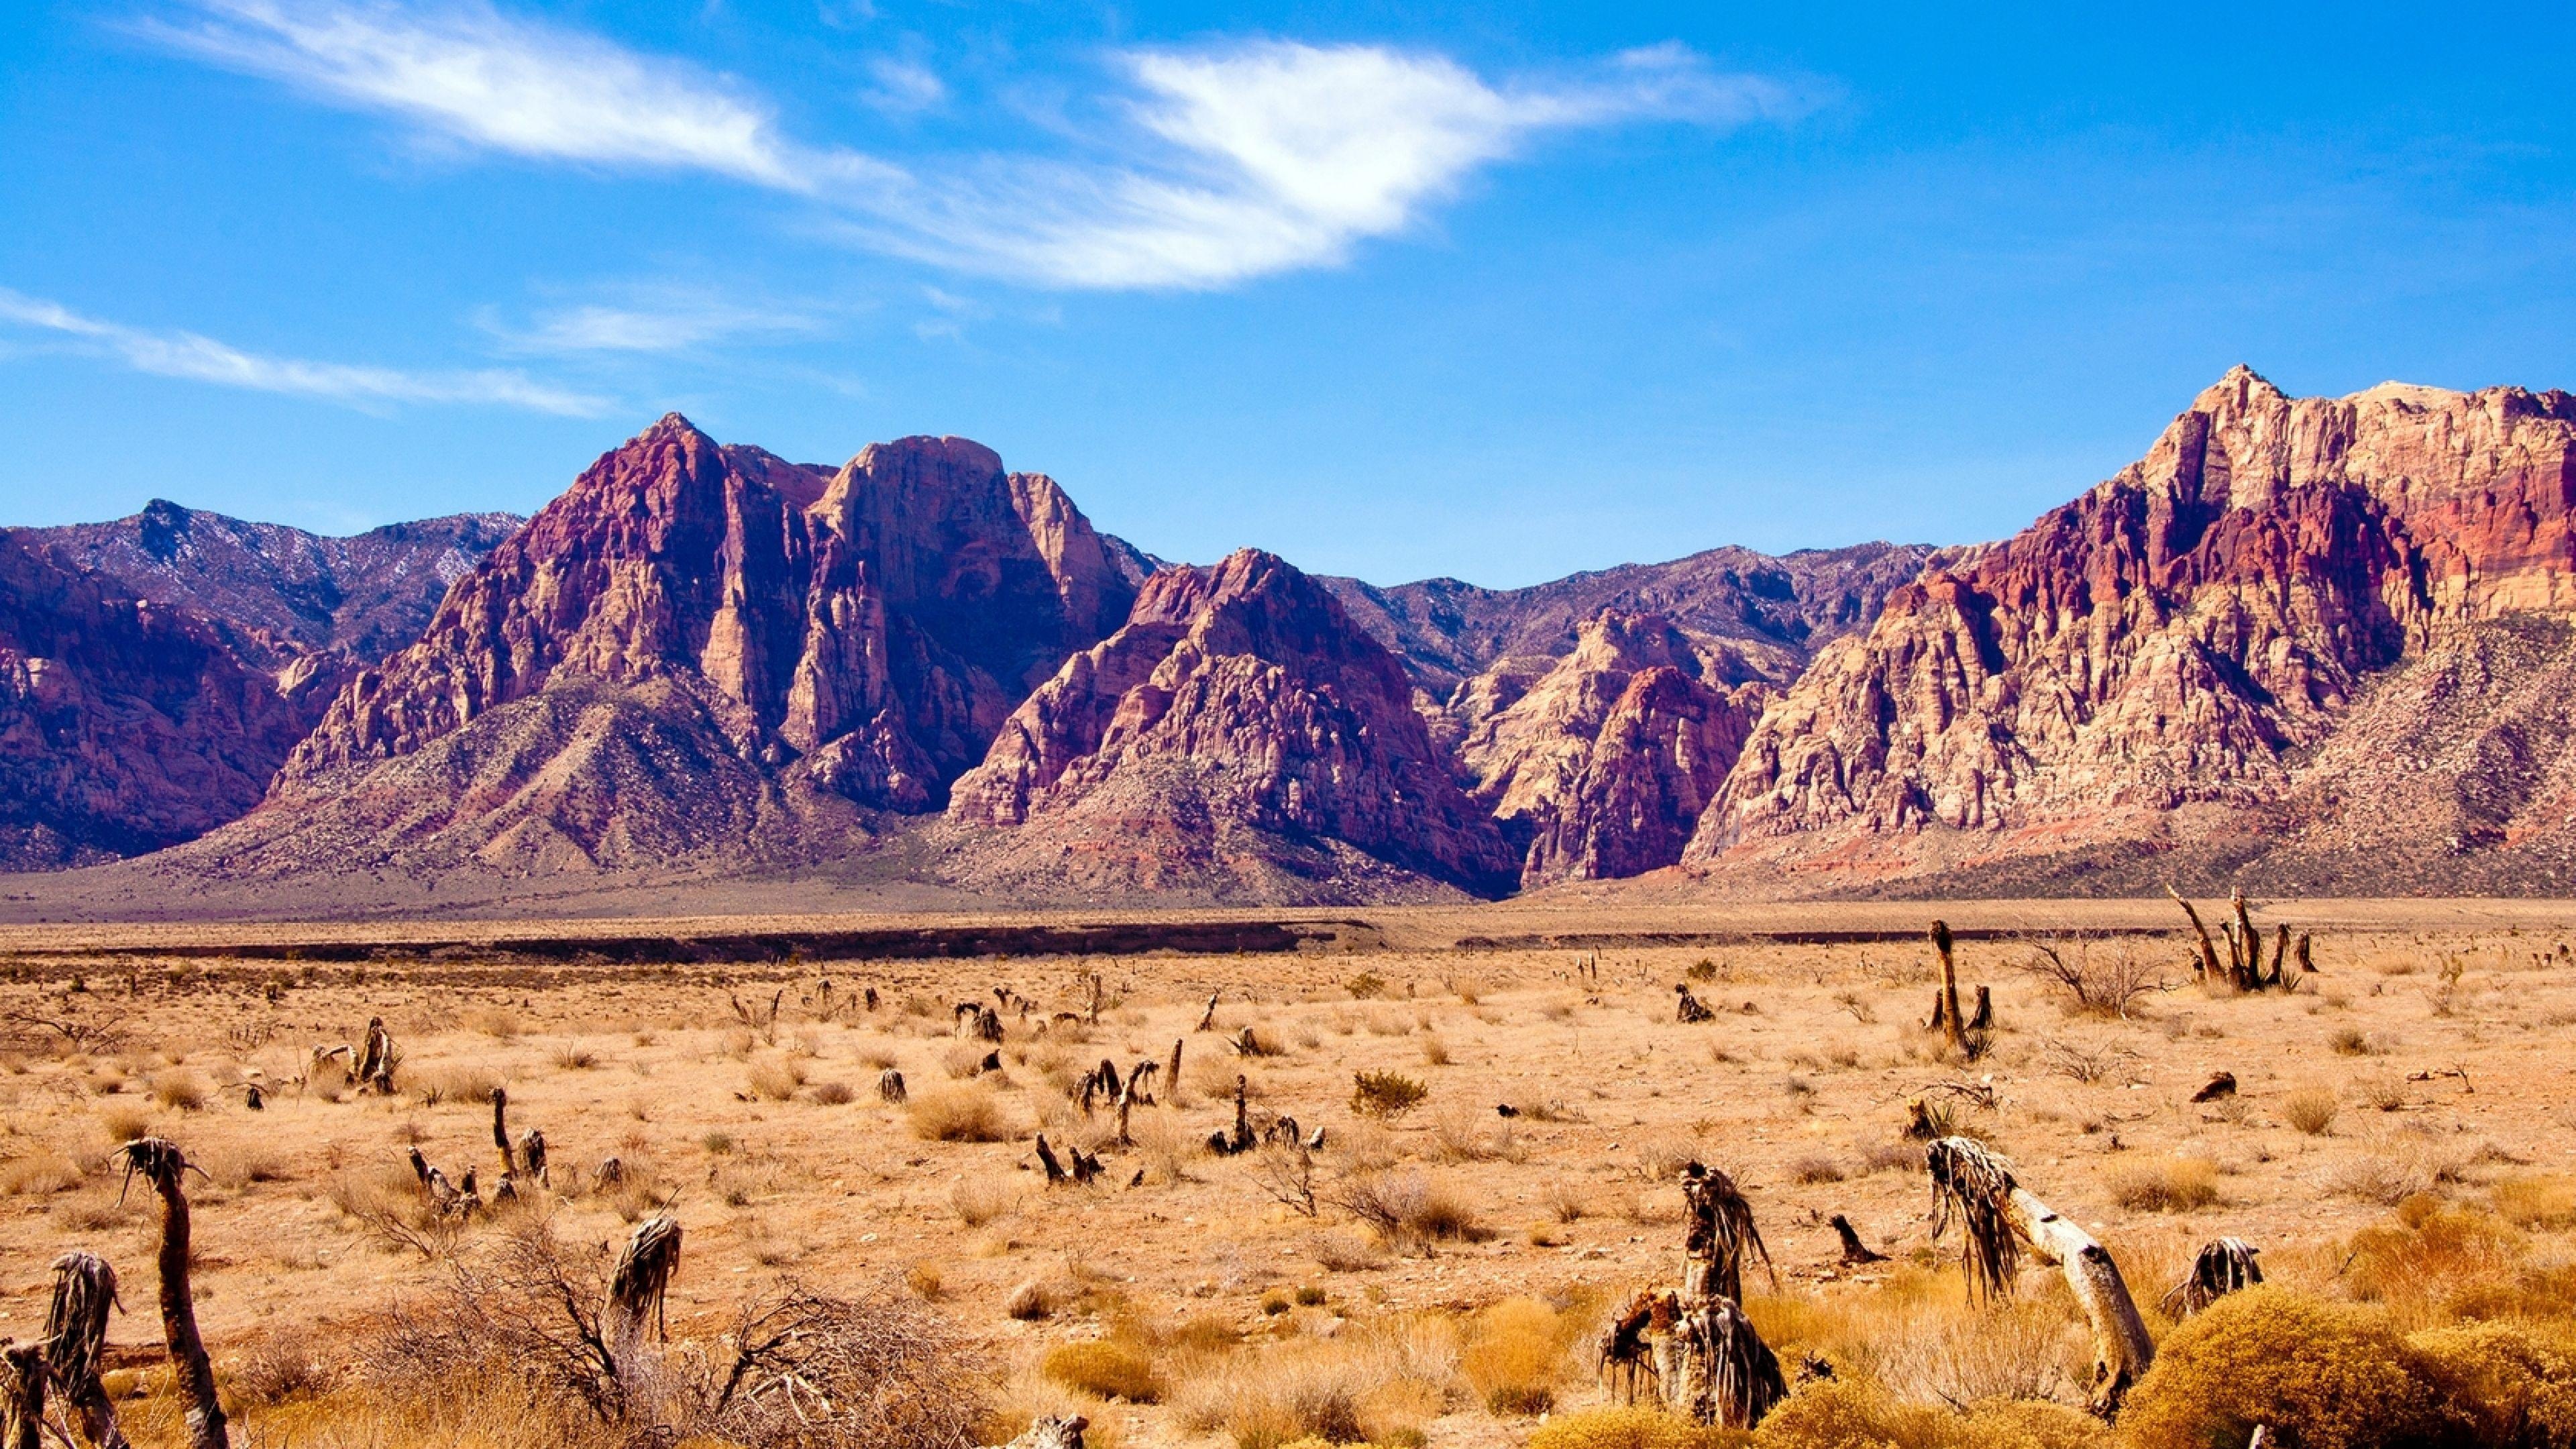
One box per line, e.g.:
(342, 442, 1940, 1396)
(2162, 1237, 2263, 1318)
(0, 1340, 42, 1449)
(1926, 1136, 2153, 1415)
(987, 1413, 1088, 1448)
(1600, 1160, 1786, 1430)
(44, 1250, 126, 1449)
(116, 1138, 227, 1449)
(606, 1215, 682, 1357)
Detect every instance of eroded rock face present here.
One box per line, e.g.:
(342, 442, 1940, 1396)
(0, 534, 315, 867)
(1452, 612, 1762, 885)
(950, 549, 1519, 898)
(229, 415, 1139, 871)
(1690, 367, 2576, 883)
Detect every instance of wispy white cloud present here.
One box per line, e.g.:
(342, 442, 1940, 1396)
(150, 2, 1821, 290)
(0, 287, 608, 414)
(487, 288, 825, 355)
(859, 54, 946, 115)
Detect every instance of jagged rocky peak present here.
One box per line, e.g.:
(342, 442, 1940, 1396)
(949, 547, 1520, 899)
(275, 415, 1140, 835)
(1455, 609, 1766, 888)
(1685, 364, 2576, 890)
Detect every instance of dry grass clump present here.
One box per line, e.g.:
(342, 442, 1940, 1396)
(2343, 1197, 2530, 1321)
(808, 1079, 856, 1105)
(2329, 1025, 2379, 1057)
(1169, 1315, 1455, 1449)
(1428, 1104, 1523, 1163)
(97, 1104, 153, 1143)
(1459, 1297, 1580, 1415)
(747, 1054, 808, 1102)
(1788, 1153, 1845, 1185)
(2104, 1155, 2219, 1213)
(1752, 1380, 2102, 1449)
(949, 1174, 1018, 1228)
(908, 1083, 1011, 1143)
(0, 1145, 84, 1196)
(1525, 1405, 1731, 1449)
(2494, 1175, 2576, 1231)
(1042, 1340, 1164, 1403)
(412, 1063, 504, 1106)
(2283, 1087, 2340, 1135)
(1332, 1169, 1489, 1250)
(1754, 1271, 2083, 1408)
(2329, 1136, 2470, 1206)
(150, 1068, 209, 1111)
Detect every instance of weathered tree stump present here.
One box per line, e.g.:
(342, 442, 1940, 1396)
(116, 1139, 227, 1449)
(1927, 1136, 2153, 1415)
(2163, 1238, 2263, 1318)
(1599, 1161, 1786, 1429)
(1831, 1214, 1887, 1265)
(43, 1250, 127, 1449)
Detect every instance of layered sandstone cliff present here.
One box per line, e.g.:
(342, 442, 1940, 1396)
(1688, 367, 2576, 888)
(199, 415, 1143, 873)
(949, 549, 1519, 899)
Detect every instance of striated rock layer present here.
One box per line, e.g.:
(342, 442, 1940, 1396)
(0, 533, 318, 867)
(949, 549, 1519, 900)
(1688, 366, 2576, 892)
(197, 415, 1148, 875)
(1452, 612, 1765, 886)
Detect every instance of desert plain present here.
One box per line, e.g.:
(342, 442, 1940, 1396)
(1, 896, 2571, 1448)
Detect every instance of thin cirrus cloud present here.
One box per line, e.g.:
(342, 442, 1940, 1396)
(149, 1, 1823, 290)
(487, 290, 828, 355)
(0, 287, 609, 415)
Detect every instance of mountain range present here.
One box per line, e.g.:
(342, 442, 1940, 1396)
(5, 364, 2570, 908)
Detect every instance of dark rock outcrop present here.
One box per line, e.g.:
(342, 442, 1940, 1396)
(949, 549, 1519, 899)
(0, 533, 316, 867)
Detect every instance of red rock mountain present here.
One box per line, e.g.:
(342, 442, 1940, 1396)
(949, 549, 1519, 900)
(1453, 611, 1766, 887)
(0, 533, 317, 867)
(189, 416, 1150, 874)
(1688, 367, 2576, 894)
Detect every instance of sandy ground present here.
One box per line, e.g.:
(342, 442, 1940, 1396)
(3, 898, 2573, 1444)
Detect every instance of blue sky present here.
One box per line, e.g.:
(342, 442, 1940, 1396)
(1, 3, 2570, 587)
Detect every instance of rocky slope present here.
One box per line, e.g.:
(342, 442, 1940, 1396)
(948, 549, 1519, 900)
(1687, 366, 2576, 893)
(26, 500, 520, 675)
(184, 416, 1150, 875)
(0, 533, 319, 868)
(1451, 611, 1766, 886)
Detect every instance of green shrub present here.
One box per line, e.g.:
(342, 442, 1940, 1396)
(1350, 1071, 1428, 1120)
(2119, 1287, 2428, 1449)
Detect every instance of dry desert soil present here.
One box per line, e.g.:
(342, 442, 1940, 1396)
(3, 896, 2573, 1447)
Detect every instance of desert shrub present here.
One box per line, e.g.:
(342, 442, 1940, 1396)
(1331, 1170, 1487, 1248)
(948, 1174, 1016, 1227)
(551, 1041, 600, 1070)
(1754, 1379, 2101, 1449)
(2330, 1026, 2377, 1056)
(1790, 1154, 1846, 1185)
(1345, 971, 1388, 1000)
(1, 1146, 85, 1196)
(1043, 1340, 1163, 1403)
(1529, 1405, 1737, 1449)
(908, 1084, 1009, 1142)
(2344, 1197, 2527, 1318)
(1461, 1297, 1577, 1415)
(367, 1224, 984, 1447)
(412, 1063, 504, 1106)
(150, 1069, 209, 1111)
(2283, 1087, 2339, 1136)
(2496, 1175, 2576, 1231)
(809, 1079, 856, 1106)
(97, 1104, 153, 1143)
(229, 1332, 336, 1407)
(2104, 1157, 2219, 1213)
(1350, 1071, 1428, 1119)
(2118, 1287, 2429, 1449)
(2406, 1320, 2576, 1449)
(2330, 1136, 2471, 1206)
(1169, 1316, 1455, 1449)
(748, 1055, 808, 1102)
